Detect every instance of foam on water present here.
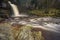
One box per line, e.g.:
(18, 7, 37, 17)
(8, 1, 28, 17)
(8, 1, 60, 33)
(10, 18, 60, 33)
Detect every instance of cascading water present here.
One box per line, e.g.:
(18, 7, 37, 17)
(8, 1, 20, 17)
(8, 1, 28, 17)
(8, 1, 60, 34)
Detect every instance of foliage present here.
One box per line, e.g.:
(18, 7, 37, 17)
(28, 9, 60, 17)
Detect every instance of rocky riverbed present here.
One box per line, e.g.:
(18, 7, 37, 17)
(0, 17, 60, 40)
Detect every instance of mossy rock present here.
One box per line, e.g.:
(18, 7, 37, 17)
(16, 26, 45, 40)
(0, 23, 45, 40)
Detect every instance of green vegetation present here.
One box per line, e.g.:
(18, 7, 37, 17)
(0, 0, 60, 17)
(28, 8, 60, 17)
(16, 0, 60, 17)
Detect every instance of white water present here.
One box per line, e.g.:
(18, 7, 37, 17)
(8, 1, 28, 17)
(19, 18, 60, 33)
(8, 1, 60, 33)
(8, 1, 20, 17)
(10, 18, 60, 33)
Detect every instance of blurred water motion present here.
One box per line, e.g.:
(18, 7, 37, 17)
(9, 17, 60, 33)
(8, 1, 28, 17)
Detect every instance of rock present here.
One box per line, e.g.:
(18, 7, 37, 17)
(0, 23, 44, 40)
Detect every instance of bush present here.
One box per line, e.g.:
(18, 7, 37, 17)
(28, 9, 60, 17)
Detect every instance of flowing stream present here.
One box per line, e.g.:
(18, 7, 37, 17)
(7, 1, 60, 40)
(8, 1, 60, 33)
(8, 1, 28, 17)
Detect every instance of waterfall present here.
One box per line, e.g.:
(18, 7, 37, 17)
(8, 1, 20, 17)
(8, 1, 28, 17)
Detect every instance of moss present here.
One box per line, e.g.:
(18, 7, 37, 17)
(28, 9, 60, 17)
(16, 26, 45, 40)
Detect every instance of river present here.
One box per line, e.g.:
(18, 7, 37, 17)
(7, 1, 60, 40)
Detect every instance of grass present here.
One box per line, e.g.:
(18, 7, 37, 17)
(28, 8, 60, 17)
(0, 23, 45, 40)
